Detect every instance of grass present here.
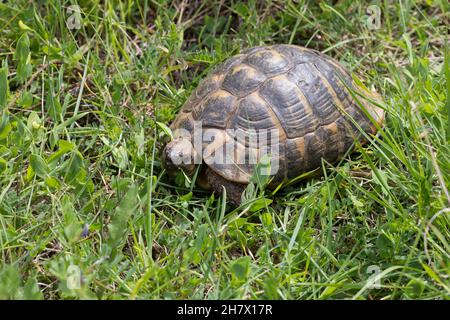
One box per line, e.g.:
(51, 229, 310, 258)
(0, 0, 448, 300)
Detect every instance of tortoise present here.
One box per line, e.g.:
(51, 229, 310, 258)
(163, 44, 385, 205)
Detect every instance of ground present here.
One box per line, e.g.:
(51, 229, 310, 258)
(0, 0, 448, 299)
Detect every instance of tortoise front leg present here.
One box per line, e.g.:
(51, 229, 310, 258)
(205, 168, 246, 206)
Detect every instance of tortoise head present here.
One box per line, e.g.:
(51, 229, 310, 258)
(163, 138, 199, 176)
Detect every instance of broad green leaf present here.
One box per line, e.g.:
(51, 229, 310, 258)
(134, 128, 145, 157)
(15, 33, 32, 83)
(260, 211, 273, 228)
(156, 121, 173, 139)
(45, 176, 60, 188)
(26, 164, 35, 181)
(46, 90, 62, 121)
(112, 145, 128, 169)
(29, 154, 48, 177)
(180, 192, 192, 202)
(107, 185, 139, 258)
(18, 91, 33, 108)
(64, 151, 83, 183)
(15, 33, 30, 62)
(62, 196, 82, 244)
(0, 112, 11, 139)
(230, 256, 251, 283)
(249, 198, 272, 212)
(47, 140, 75, 164)
(59, 139, 75, 151)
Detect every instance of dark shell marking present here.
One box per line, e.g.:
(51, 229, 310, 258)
(171, 44, 384, 184)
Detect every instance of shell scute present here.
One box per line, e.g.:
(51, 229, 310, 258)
(259, 75, 318, 138)
(221, 64, 266, 96)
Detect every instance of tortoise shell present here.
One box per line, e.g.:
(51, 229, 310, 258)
(170, 44, 384, 184)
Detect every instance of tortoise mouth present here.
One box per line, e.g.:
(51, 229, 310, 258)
(162, 145, 178, 176)
(163, 139, 198, 176)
